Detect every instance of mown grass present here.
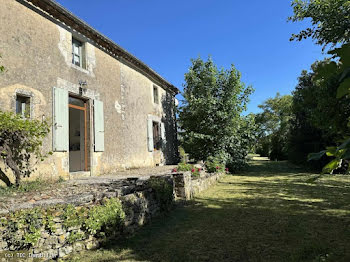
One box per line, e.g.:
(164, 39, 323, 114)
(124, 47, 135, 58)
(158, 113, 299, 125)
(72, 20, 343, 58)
(68, 160, 350, 262)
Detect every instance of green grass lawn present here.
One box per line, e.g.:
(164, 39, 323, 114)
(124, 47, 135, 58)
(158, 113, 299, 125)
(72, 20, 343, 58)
(68, 160, 350, 262)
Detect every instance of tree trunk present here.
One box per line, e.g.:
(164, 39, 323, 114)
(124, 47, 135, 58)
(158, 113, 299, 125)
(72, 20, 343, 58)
(0, 144, 22, 187)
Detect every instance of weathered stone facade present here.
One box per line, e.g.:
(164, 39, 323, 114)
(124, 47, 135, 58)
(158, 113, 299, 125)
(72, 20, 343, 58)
(0, 0, 178, 184)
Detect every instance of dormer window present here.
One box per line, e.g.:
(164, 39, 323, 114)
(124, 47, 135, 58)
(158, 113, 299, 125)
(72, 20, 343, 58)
(72, 37, 85, 68)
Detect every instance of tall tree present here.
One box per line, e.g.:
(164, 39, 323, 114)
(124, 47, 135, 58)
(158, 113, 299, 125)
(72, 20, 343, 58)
(289, 67, 331, 169)
(179, 57, 255, 171)
(289, 0, 350, 49)
(255, 93, 293, 160)
(307, 44, 350, 173)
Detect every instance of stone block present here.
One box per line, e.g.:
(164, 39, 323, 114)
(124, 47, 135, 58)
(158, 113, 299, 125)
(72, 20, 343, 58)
(86, 240, 99, 250)
(58, 234, 66, 244)
(44, 236, 59, 246)
(73, 241, 85, 252)
(58, 246, 73, 257)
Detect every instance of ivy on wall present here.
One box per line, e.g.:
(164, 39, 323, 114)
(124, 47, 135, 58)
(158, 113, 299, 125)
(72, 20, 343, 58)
(0, 198, 125, 250)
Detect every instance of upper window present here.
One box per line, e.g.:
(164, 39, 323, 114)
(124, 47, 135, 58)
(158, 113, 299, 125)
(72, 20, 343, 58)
(16, 95, 30, 118)
(72, 37, 85, 68)
(153, 85, 159, 104)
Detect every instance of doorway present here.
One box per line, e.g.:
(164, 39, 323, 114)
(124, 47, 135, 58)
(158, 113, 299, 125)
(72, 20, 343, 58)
(69, 96, 90, 172)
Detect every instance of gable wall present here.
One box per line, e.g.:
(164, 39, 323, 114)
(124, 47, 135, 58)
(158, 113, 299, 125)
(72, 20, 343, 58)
(0, 0, 177, 183)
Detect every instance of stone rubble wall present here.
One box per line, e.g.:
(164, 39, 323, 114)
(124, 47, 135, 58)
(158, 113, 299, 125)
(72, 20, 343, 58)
(173, 172, 224, 200)
(0, 172, 222, 261)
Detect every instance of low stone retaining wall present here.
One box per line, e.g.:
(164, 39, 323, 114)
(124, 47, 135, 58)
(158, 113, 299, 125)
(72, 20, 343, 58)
(173, 172, 224, 200)
(0, 171, 222, 261)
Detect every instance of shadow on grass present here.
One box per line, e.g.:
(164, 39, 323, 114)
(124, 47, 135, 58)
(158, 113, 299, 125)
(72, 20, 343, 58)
(70, 161, 350, 262)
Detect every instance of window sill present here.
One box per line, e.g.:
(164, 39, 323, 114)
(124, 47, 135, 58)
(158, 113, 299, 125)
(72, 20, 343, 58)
(71, 63, 90, 75)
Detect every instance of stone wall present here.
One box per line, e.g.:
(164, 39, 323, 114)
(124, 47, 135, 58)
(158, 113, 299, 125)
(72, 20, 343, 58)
(0, 172, 222, 261)
(0, 175, 174, 261)
(173, 172, 224, 200)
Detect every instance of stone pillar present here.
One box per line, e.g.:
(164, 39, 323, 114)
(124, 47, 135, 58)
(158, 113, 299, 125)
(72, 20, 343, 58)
(173, 172, 192, 200)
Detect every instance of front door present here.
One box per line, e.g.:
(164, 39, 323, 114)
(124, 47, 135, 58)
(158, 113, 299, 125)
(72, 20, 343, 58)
(69, 96, 90, 172)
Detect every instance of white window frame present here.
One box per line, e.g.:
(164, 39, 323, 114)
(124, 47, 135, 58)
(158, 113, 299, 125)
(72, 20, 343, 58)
(153, 85, 159, 104)
(72, 37, 85, 68)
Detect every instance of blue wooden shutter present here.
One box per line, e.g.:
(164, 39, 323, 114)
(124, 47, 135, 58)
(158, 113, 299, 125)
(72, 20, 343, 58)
(147, 118, 154, 152)
(53, 87, 68, 152)
(94, 100, 105, 152)
(161, 122, 166, 144)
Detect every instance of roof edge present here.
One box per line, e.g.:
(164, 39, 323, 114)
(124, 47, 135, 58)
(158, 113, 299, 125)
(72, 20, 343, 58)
(23, 0, 179, 94)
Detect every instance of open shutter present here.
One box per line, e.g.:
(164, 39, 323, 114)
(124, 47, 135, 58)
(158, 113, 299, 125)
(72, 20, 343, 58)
(147, 118, 154, 152)
(94, 100, 105, 152)
(53, 87, 68, 152)
(161, 122, 166, 143)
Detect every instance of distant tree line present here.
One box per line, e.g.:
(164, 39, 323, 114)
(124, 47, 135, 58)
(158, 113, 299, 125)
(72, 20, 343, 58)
(255, 0, 350, 174)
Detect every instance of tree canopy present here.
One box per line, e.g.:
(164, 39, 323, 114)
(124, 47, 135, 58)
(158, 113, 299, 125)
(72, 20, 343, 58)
(255, 93, 293, 160)
(289, 0, 350, 49)
(179, 57, 255, 171)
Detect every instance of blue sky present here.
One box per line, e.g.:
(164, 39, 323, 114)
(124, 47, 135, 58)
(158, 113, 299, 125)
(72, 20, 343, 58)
(56, 0, 325, 113)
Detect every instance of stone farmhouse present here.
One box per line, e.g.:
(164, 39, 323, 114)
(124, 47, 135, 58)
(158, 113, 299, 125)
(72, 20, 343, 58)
(0, 0, 179, 181)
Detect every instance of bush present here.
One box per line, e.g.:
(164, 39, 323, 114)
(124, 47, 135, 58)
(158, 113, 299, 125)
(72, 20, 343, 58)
(205, 156, 225, 173)
(177, 162, 193, 172)
(84, 198, 125, 235)
(178, 146, 188, 163)
(0, 111, 51, 186)
(149, 177, 174, 212)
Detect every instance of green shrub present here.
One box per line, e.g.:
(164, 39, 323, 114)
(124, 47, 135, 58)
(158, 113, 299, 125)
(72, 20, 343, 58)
(62, 204, 81, 229)
(179, 147, 188, 163)
(149, 177, 174, 212)
(4, 208, 43, 248)
(67, 231, 85, 244)
(1, 198, 126, 249)
(177, 162, 193, 172)
(84, 198, 125, 235)
(205, 156, 225, 173)
(191, 168, 200, 178)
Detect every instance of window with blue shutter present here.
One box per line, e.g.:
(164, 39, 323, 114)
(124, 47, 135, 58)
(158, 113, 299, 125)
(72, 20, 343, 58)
(53, 87, 69, 152)
(161, 122, 166, 145)
(147, 118, 154, 152)
(94, 100, 105, 152)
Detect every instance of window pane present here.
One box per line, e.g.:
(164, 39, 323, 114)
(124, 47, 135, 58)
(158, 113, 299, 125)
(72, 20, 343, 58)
(74, 55, 80, 66)
(153, 86, 159, 104)
(16, 95, 30, 118)
(73, 45, 79, 55)
(153, 121, 161, 150)
(72, 38, 84, 68)
(69, 96, 85, 107)
(16, 100, 22, 115)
